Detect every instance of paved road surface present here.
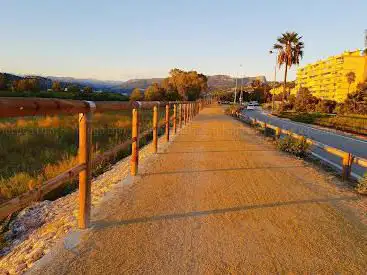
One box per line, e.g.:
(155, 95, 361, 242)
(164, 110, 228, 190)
(243, 109, 367, 179)
(31, 106, 367, 274)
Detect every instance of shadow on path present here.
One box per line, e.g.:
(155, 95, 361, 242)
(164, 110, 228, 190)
(140, 165, 305, 177)
(93, 196, 359, 230)
(158, 149, 277, 154)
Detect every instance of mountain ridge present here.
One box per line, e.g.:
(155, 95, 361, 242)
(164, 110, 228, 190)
(1, 72, 267, 93)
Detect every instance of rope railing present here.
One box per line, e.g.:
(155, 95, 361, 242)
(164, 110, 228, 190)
(0, 97, 213, 226)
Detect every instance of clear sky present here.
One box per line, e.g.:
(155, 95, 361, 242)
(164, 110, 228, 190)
(0, 0, 366, 81)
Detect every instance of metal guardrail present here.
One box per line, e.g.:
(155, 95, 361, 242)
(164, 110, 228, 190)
(0, 97, 213, 227)
(235, 112, 367, 181)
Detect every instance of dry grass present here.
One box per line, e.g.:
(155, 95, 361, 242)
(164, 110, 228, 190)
(0, 109, 163, 203)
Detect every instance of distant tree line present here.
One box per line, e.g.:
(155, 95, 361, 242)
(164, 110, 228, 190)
(0, 73, 96, 94)
(129, 69, 208, 102)
(0, 73, 128, 101)
(214, 80, 272, 104)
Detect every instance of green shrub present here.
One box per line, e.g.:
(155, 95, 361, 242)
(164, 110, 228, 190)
(356, 176, 367, 195)
(224, 105, 243, 115)
(277, 135, 310, 157)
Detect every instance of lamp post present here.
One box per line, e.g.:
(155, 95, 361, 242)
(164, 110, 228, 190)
(269, 50, 277, 112)
(239, 64, 243, 105)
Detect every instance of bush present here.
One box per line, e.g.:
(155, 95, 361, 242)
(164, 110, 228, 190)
(224, 105, 243, 115)
(277, 135, 310, 157)
(277, 102, 293, 112)
(315, 100, 337, 114)
(356, 176, 367, 195)
(294, 87, 319, 112)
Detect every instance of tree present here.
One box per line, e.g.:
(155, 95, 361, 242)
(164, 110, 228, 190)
(273, 32, 304, 102)
(294, 87, 319, 112)
(0, 74, 7, 90)
(164, 69, 208, 101)
(144, 83, 165, 101)
(84, 86, 93, 93)
(345, 71, 356, 95)
(251, 79, 261, 88)
(52, 81, 61, 92)
(130, 88, 143, 101)
(315, 100, 337, 114)
(343, 82, 367, 114)
(12, 78, 40, 92)
(67, 84, 80, 93)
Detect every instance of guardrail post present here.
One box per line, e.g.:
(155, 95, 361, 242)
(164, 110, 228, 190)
(153, 105, 158, 153)
(173, 104, 177, 134)
(342, 153, 353, 181)
(78, 102, 94, 229)
(131, 107, 139, 176)
(165, 104, 170, 141)
(275, 127, 281, 139)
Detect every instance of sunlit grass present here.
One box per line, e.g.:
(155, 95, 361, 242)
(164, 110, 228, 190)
(0, 109, 162, 203)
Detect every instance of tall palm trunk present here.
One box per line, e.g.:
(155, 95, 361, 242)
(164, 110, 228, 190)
(282, 60, 288, 102)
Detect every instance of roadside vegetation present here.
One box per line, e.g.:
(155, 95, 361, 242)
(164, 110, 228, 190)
(276, 136, 309, 157)
(272, 82, 367, 136)
(356, 175, 367, 195)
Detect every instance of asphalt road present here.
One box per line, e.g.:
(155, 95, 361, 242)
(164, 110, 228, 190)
(242, 109, 367, 179)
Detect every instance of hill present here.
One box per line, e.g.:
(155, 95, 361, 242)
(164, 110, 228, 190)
(1, 73, 267, 94)
(207, 75, 267, 90)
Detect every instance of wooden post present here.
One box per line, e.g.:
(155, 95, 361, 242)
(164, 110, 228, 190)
(165, 104, 170, 141)
(131, 108, 139, 176)
(342, 153, 353, 181)
(275, 127, 281, 139)
(179, 104, 182, 128)
(185, 104, 188, 123)
(153, 105, 158, 153)
(78, 105, 94, 229)
(189, 103, 192, 120)
(173, 104, 177, 134)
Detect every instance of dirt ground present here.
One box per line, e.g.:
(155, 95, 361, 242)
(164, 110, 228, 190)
(30, 105, 367, 274)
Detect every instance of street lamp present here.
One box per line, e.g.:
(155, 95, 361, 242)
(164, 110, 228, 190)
(239, 64, 243, 105)
(269, 50, 277, 112)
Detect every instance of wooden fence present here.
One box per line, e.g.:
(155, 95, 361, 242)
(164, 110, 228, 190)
(234, 112, 367, 182)
(0, 97, 212, 227)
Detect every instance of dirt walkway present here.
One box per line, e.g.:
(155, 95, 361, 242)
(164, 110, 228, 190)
(31, 105, 367, 274)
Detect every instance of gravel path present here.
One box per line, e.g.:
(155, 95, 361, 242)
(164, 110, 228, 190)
(30, 105, 367, 274)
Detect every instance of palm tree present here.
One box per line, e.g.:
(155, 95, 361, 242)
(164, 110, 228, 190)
(346, 71, 356, 95)
(273, 32, 304, 102)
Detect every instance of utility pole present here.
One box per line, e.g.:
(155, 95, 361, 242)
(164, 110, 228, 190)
(269, 50, 277, 112)
(239, 64, 243, 105)
(234, 77, 237, 104)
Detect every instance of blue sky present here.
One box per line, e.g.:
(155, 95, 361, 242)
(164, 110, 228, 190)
(0, 0, 366, 81)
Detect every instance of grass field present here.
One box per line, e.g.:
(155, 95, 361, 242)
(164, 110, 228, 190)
(0, 109, 167, 203)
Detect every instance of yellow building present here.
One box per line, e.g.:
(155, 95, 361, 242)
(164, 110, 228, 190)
(293, 50, 367, 102)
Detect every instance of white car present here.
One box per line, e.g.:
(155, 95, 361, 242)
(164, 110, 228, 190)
(247, 101, 260, 110)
